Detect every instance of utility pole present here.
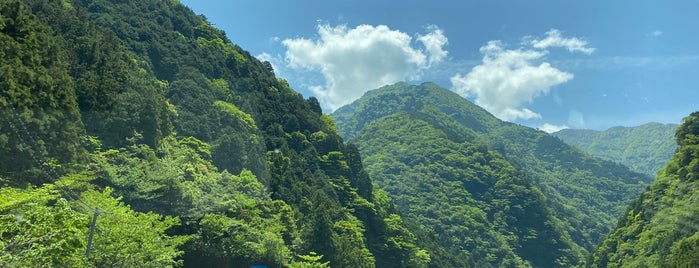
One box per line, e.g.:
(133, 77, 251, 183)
(85, 208, 100, 258)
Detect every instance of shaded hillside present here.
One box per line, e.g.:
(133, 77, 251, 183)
(333, 82, 652, 267)
(589, 112, 699, 267)
(0, 0, 429, 267)
(554, 123, 677, 176)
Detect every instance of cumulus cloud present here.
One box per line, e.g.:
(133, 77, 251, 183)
(282, 24, 448, 111)
(451, 40, 574, 121)
(418, 25, 449, 66)
(539, 123, 568, 133)
(530, 29, 596, 54)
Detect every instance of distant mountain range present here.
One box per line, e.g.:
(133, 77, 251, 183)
(333, 82, 652, 267)
(554, 123, 677, 176)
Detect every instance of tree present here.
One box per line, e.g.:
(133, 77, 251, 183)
(0, 186, 87, 267)
(81, 188, 188, 267)
(0, 183, 187, 267)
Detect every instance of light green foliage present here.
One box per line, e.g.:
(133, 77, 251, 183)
(0, 183, 187, 267)
(210, 78, 230, 99)
(213, 100, 257, 130)
(80, 188, 188, 267)
(195, 22, 247, 64)
(290, 252, 330, 268)
(554, 123, 678, 176)
(382, 213, 431, 267)
(331, 216, 376, 268)
(321, 114, 338, 133)
(589, 112, 699, 267)
(0, 186, 87, 267)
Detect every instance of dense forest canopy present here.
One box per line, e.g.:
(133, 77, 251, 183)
(1, 0, 697, 267)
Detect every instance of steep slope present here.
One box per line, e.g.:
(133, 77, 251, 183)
(1, 1, 428, 267)
(333, 82, 652, 266)
(553, 123, 678, 176)
(589, 112, 699, 267)
(0, 0, 87, 185)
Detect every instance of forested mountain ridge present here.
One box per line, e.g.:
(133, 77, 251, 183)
(332, 82, 653, 267)
(0, 0, 429, 267)
(589, 112, 699, 267)
(553, 123, 678, 176)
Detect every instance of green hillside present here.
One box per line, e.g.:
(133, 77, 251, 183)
(553, 123, 678, 176)
(0, 1, 428, 267)
(589, 112, 699, 267)
(333, 82, 653, 267)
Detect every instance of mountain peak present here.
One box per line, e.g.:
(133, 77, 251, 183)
(333, 82, 499, 140)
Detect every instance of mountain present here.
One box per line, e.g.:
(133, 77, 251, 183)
(0, 1, 429, 267)
(589, 112, 699, 267)
(332, 82, 653, 267)
(553, 123, 678, 176)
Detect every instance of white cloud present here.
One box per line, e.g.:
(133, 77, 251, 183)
(450, 40, 573, 121)
(530, 29, 596, 54)
(651, 30, 663, 37)
(417, 25, 449, 66)
(282, 24, 447, 111)
(539, 123, 569, 133)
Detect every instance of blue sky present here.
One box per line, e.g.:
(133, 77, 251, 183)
(181, 0, 699, 132)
